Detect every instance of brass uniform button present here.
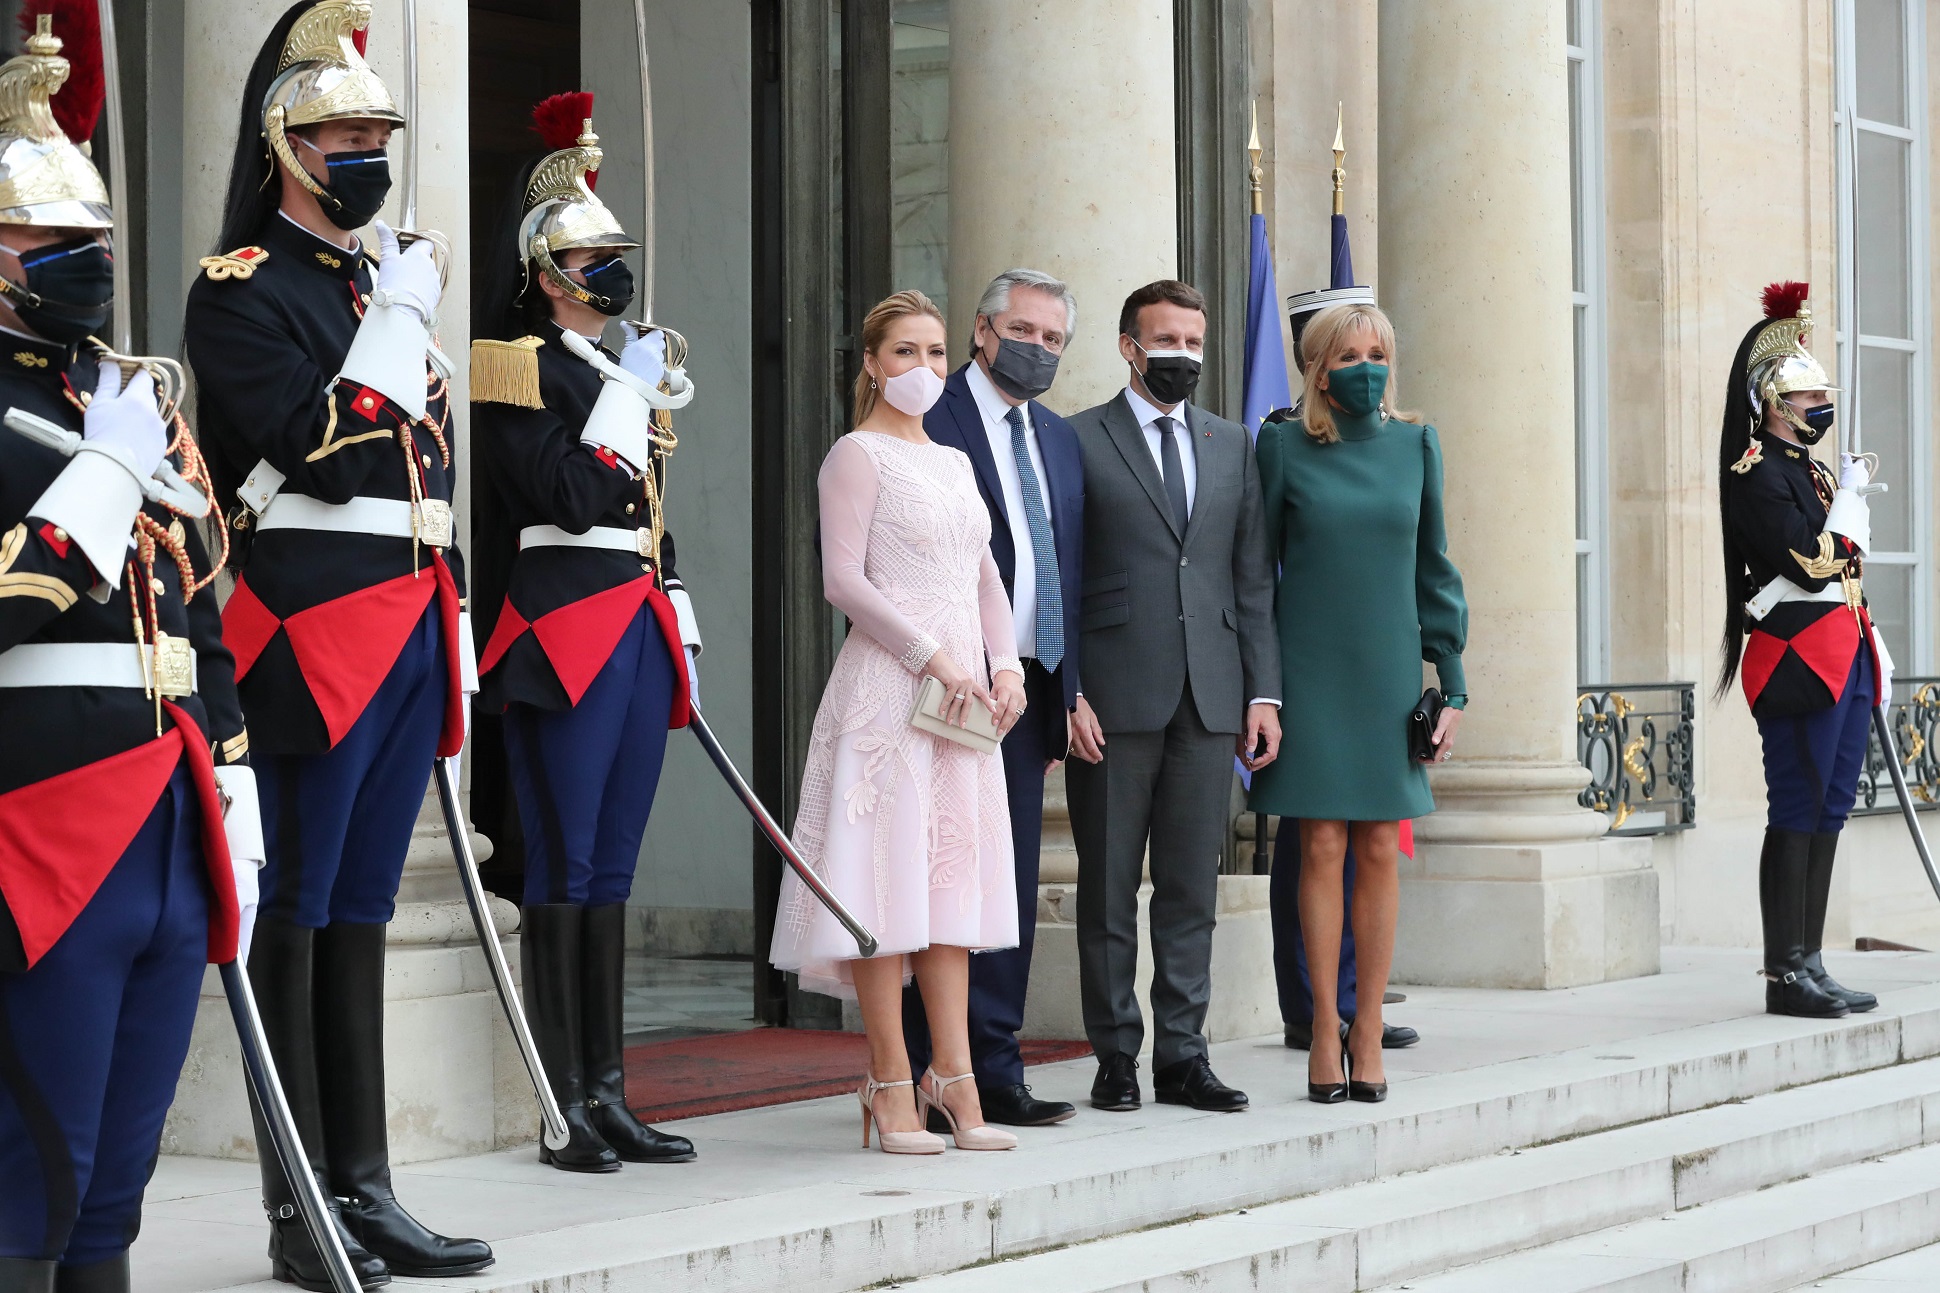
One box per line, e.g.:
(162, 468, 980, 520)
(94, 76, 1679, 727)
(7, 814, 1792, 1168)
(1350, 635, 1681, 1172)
(360, 396, 376, 411)
(421, 453, 433, 469)
(149, 577, 165, 594)
(625, 503, 636, 515)
(51, 526, 67, 542)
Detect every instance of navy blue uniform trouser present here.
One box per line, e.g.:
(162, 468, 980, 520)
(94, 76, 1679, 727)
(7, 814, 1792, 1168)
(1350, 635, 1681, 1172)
(1269, 818, 1358, 1026)
(504, 608, 676, 908)
(904, 659, 1056, 1088)
(0, 766, 208, 1262)
(1759, 647, 1874, 833)
(257, 608, 446, 926)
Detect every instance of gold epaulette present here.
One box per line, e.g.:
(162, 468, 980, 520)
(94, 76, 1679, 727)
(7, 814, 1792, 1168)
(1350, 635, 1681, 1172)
(470, 337, 545, 409)
(198, 246, 269, 281)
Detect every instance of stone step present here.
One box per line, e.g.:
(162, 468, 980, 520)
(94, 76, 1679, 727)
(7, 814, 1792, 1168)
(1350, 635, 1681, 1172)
(170, 971, 1940, 1293)
(1379, 1141, 1940, 1292)
(893, 1057, 1940, 1293)
(1791, 1240, 1940, 1287)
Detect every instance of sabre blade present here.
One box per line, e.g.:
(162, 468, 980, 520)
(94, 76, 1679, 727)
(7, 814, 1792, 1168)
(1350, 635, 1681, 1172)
(633, 0, 654, 320)
(686, 705, 879, 957)
(431, 757, 572, 1150)
(95, 0, 132, 353)
(1871, 705, 1940, 904)
(399, 0, 420, 229)
(220, 962, 361, 1293)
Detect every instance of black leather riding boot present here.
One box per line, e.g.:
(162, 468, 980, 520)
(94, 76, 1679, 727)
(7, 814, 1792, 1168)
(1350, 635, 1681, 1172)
(1804, 831, 1878, 1012)
(522, 905, 620, 1172)
(52, 1253, 127, 1292)
(314, 922, 494, 1278)
(0, 1259, 55, 1293)
(580, 904, 695, 1163)
(247, 916, 390, 1290)
(1759, 829, 1849, 1018)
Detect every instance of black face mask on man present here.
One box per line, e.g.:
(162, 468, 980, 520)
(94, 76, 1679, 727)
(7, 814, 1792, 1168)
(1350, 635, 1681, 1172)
(1, 236, 114, 345)
(299, 137, 394, 230)
(1131, 337, 1203, 406)
(981, 325, 1061, 402)
(574, 254, 636, 317)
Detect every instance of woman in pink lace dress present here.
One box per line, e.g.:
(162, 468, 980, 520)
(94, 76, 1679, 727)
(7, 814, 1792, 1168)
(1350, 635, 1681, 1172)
(770, 291, 1028, 1154)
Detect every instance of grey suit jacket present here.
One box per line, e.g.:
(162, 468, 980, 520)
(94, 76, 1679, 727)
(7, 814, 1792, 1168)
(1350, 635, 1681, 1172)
(1066, 392, 1280, 735)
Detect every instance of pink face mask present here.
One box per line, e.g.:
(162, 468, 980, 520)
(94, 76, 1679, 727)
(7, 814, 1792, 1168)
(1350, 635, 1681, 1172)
(880, 362, 946, 416)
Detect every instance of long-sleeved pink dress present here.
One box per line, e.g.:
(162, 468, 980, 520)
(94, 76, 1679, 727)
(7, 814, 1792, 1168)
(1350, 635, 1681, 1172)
(770, 432, 1023, 998)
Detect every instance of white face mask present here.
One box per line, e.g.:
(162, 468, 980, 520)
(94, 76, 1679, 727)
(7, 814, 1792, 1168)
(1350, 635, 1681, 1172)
(880, 362, 946, 416)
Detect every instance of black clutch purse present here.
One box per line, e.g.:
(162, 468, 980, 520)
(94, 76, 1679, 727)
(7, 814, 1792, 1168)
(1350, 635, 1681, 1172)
(1409, 688, 1446, 763)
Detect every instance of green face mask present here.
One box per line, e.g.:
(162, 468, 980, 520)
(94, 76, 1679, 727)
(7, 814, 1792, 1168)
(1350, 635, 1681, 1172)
(1327, 361, 1388, 417)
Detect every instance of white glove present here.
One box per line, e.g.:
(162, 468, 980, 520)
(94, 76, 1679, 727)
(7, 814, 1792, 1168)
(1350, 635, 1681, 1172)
(214, 765, 265, 964)
(685, 644, 700, 709)
(1839, 453, 1871, 491)
(234, 855, 260, 964)
(83, 361, 167, 480)
(373, 220, 442, 327)
(619, 328, 668, 389)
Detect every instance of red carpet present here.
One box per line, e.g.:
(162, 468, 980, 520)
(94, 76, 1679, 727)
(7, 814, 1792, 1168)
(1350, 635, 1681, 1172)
(624, 1028, 1094, 1122)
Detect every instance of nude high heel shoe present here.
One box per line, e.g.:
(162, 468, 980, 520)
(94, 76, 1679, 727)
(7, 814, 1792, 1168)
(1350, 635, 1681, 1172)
(858, 1073, 945, 1154)
(918, 1069, 1018, 1151)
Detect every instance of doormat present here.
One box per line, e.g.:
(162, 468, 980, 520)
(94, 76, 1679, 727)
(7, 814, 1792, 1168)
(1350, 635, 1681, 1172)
(624, 1028, 1094, 1123)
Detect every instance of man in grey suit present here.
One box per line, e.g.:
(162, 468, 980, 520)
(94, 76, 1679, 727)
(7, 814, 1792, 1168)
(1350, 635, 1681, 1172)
(1065, 279, 1282, 1113)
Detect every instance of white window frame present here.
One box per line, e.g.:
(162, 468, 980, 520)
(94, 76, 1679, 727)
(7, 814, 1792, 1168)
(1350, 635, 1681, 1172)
(1567, 0, 1610, 683)
(1833, 0, 1932, 671)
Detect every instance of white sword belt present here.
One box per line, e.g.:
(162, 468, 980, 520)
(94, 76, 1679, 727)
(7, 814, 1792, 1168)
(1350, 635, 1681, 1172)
(518, 525, 657, 559)
(256, 494, 452, 549)
(1744, 575, 1848, 622)
(0, 641, 199, 695)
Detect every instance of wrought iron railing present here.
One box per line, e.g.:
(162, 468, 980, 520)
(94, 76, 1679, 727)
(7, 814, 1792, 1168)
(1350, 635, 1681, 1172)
(1577, 682, 1696, 836)
(1855, 677, 1940, 814)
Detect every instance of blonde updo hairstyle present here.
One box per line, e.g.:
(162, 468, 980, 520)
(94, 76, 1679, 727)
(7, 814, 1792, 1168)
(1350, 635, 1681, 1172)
(1298, 303, 1421, 444)
(851, 289, 947, 426)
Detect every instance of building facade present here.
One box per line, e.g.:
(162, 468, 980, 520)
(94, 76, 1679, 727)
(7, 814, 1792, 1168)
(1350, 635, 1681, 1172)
(34, 0, 1940, 1115)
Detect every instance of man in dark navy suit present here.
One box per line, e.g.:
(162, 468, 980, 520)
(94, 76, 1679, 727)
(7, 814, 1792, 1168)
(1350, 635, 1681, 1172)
(903, 268, 1085, 1127)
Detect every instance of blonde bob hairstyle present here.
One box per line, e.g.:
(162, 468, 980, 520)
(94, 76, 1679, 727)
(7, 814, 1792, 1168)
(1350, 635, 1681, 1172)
(852, 289, 947, 426)
(1298, 303, 1421, 444)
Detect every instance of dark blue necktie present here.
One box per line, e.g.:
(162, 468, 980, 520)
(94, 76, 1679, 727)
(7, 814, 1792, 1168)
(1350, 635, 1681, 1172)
(1157, 415, 1189, 531)
(1007, 405, 1062, 673)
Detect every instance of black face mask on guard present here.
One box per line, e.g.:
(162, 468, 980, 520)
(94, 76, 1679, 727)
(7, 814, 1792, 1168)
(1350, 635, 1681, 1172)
(575, 254, 636, 317)
(302, 140, 394, 231)
(2, 236, 114, 345)
(1798, 404, 1836, 445)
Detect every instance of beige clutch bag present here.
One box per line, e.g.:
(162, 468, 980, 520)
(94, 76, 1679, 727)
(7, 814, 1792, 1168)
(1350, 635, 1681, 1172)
(909, 675, 1002, 754)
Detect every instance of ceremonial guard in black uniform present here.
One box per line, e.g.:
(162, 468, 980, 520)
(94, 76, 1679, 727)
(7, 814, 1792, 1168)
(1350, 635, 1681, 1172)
(0, 15, 260, 1292)
(470, 93, 701, 1173)
(182, 2, 489, 1286)
(1718, 282, 1882, 1021)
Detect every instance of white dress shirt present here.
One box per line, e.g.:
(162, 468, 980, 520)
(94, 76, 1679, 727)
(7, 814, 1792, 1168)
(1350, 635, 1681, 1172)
(966, 358, 1047, 660)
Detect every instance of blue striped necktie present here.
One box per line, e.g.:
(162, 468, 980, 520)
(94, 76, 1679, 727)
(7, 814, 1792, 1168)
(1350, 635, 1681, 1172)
(1007, 405, 1062, 673)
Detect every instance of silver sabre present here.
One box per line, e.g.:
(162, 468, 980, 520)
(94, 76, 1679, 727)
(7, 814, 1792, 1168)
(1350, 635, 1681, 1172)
(433, 755, 572, 1151)
(687, 705, 879, 957)
(1870, 705, 1940, 904)
(220, 962, 361, 1293)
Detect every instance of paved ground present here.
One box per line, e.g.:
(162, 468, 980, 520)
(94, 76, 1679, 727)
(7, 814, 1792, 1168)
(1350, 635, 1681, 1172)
(135, 946, 1940, 1292)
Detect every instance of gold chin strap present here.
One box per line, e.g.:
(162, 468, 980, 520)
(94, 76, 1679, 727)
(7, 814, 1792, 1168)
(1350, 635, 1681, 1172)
(527, 235, 610, 312)
(265, 105, 338, 209)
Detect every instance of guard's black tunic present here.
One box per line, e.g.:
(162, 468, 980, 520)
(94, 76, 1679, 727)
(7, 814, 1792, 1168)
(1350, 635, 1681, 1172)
(0, 331, 244, 968)
(183, 214, 465, 756)
(472, 321, 686, 717)
(1722, 430, 1872, 718)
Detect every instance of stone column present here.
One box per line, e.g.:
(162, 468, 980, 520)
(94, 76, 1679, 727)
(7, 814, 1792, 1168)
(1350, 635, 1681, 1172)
(1378, 1, 1657, 988)
(946, 1, 1176, 409)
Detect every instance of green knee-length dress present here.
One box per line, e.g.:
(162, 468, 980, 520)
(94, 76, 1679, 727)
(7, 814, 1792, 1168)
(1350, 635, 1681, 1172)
(1247, 409, 1468, 821)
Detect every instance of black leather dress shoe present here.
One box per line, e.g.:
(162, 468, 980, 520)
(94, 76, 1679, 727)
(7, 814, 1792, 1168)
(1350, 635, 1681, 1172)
(1153, 1056, 1248, 1112)
(980, 1082, 1077, 1126)
(1284, 1021, 1420, 1049)
(1090, 1053, 1141, 1111)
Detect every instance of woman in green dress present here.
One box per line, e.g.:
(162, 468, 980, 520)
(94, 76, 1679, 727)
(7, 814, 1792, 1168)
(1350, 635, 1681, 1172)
(1249, 303, 1468, 1104)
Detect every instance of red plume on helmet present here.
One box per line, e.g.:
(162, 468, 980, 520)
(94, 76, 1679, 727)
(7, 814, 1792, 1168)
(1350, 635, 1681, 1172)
(350, 26, 368, 57)
(18, 0, 103, 146)
(532, 91, 598, 189)
(1761, 280, 1810, 321)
